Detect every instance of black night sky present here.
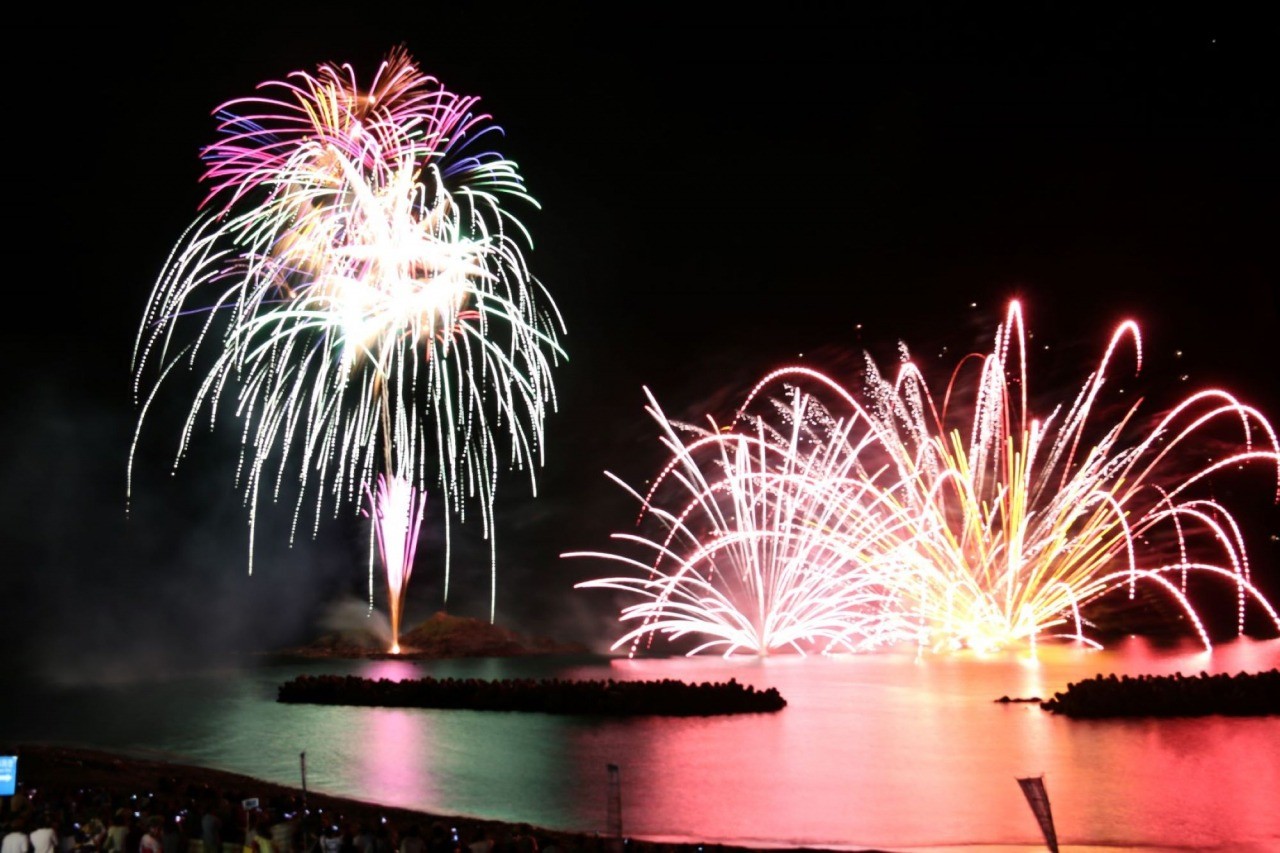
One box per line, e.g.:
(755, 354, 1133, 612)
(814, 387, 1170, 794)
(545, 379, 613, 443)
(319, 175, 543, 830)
(3, 7, 1276, 679)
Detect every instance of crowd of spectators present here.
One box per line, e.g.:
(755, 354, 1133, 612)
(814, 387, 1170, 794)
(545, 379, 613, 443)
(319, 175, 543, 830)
(0, 775, 577, 853)
(1, 741, 797, 853)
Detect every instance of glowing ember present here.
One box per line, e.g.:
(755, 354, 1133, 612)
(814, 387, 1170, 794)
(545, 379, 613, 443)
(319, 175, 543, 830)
(131, 47, 566, 651)
(573, 301, 1280, 656)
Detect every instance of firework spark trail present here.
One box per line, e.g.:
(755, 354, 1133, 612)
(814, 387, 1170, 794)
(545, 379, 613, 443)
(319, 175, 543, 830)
(572, 301, 1280, 656)
(131, 47, 565, 650)
(569, 386, 925, 657)
(846, 301, 1280, 652)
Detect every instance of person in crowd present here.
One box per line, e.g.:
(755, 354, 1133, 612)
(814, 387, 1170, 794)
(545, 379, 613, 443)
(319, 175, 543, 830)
(28, 812, 58, 853)
(1, 818, 31, 853)
(349, 825, 372, 853)
(161, 813, 184, 853)
(420, 826, 443, 853)
(370, 823, 391, 853)
(139, 817, 163, 853)
(293, 816, 320, 853)
(123, 812, 144, 853)
(100, 812, 130, 853)
(394, 825, 423, 853)
(199, 800, 222, 853)
(56, 814, 80, 853)
(82, 818, 107, 852)
(462, 827, 490, 853)
(316, 825, 340, 853)
(508, 825, 537, 853)
(267, 810, 296, 853)
(247, 818, 273, 853)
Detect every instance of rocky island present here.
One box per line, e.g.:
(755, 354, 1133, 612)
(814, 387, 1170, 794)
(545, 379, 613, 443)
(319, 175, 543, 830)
(1039, 668, 1280, 718)
(272, 610, 589, 660)
(277, 673, 787, 716)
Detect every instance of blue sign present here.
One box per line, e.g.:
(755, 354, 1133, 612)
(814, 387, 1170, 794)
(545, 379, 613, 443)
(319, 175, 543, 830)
(0, 756, 16, 797)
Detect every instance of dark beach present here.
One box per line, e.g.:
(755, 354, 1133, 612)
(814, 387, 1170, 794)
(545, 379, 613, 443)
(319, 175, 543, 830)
(0, 742, 885, 853)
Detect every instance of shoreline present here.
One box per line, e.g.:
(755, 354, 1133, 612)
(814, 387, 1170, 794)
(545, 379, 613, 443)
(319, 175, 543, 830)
(1, 742, 889, 853)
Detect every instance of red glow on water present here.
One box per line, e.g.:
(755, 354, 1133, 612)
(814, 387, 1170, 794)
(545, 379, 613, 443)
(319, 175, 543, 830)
(595, 640, 1280, 850)
(6, 639, 1275, 849)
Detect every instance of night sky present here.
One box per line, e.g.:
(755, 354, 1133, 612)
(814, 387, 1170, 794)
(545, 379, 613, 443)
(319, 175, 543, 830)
(4, 7, 1276, 679)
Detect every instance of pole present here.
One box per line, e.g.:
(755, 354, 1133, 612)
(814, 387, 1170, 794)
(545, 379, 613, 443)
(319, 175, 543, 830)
(606, 763, 622, 852)
(1016, 775, 1060, 853)
(299, 752, 308, 811)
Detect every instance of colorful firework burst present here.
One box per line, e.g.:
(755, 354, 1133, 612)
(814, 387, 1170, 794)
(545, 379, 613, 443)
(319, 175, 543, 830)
(574, 301, 1280, 656)
(131, 46, 566, 650)
(569, 386, 922, 656)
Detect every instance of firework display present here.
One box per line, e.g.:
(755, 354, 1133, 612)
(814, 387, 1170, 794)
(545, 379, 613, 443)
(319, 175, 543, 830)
(131, 47, 566, 650)
(566, 386, 923, 657)
(573, 301, 1280, 656)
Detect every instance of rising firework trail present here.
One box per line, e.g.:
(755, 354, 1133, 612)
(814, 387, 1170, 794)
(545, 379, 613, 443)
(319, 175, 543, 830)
(131, 46, 566, 651)
(573, 301, 1280, 656)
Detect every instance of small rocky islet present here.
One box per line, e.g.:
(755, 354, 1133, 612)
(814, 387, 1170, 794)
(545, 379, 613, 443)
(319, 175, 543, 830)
(277, 672, 787, 716)
(1036, 668, 1280, 718)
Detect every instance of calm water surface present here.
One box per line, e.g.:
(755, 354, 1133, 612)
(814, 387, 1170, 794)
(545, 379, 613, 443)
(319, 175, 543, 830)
(5, 636, 1278, 853)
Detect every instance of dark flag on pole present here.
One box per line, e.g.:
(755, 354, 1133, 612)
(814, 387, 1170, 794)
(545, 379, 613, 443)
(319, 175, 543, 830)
(606, 763, 622, 838)
(1017, 775, 1059, 853)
